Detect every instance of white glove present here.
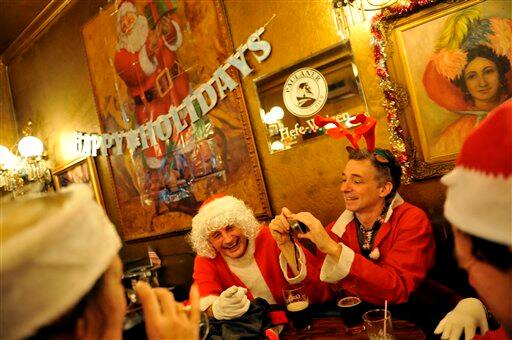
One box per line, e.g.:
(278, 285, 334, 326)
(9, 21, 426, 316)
(434, 298, 489, 340)
(212, 286, 250, 320)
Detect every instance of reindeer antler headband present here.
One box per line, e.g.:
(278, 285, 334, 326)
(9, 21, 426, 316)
(314, 113, 377, 151)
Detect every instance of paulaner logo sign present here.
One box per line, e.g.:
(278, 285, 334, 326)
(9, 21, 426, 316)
(283, 67, 327, 118)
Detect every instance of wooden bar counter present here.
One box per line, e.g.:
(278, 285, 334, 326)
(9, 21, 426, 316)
(279, 304, 425, 340)
(280, 316, 425, 339)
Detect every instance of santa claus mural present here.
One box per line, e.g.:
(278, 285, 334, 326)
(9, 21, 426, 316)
(114, 0, 225, 216)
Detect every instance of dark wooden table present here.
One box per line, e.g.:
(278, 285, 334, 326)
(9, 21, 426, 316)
(280, 316, 425, 339)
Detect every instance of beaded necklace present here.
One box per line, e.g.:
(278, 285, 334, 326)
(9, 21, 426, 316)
(355, 203, 389, 258)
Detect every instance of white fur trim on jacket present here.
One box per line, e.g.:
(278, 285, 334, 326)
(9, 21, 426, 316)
(139, 46, 157, 76)
(330, 193, 404, 237)
(188, 196, 261, 258)
(162, 20, 183, 51)
(279, 245, 307, 284)
(320, 243, 355, 283)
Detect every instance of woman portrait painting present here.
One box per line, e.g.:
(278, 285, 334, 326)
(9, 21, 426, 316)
(423, 8, 512, 155)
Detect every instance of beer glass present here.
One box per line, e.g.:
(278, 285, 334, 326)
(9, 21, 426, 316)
(337, 296, 364, 334)
(282, 283, 311, 330)
(362, 309, 395, 340)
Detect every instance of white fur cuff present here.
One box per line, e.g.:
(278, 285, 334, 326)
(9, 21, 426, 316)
(139, 46, 157, 76)
(279, 245, 307, 284)
(320, 243, 354, 283)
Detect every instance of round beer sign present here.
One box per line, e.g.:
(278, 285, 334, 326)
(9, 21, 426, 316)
(282, 67, 328, 118)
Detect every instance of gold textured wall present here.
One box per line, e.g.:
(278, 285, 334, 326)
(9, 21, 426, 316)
(7, 0, 121, 228)
(223, 2, 395, 224)
(9, 1, 103, 167)
(5, 0, 443, 248)
(0, 61, 18, 147)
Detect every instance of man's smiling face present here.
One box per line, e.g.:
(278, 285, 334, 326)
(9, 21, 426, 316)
(208, 225, 248, 259)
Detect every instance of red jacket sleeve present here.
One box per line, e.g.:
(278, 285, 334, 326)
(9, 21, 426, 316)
(192, 256, 224, 298)
(343, 205, 435, 304)
(300, 242, 334, 304)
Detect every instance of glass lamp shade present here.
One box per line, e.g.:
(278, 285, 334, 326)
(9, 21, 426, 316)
(18, 136, 44, 157)
(269, 106, 284, 120)
(0, 145, 20, 170)
(264, 106, 285, 125)
(270, 140, 285, 151)
(0, 145, 10, 160)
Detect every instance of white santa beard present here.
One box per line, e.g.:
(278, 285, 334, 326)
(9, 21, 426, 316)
(117, 15, 149, 53)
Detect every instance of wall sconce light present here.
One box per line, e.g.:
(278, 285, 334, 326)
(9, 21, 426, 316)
(331, 0, 398, 41)
(0, 121, 51, 194)
(332, 0, 366, 42)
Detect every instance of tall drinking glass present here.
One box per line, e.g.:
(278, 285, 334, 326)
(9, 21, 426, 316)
(282, 283, 311, 330)
(362, 309, 395, 340)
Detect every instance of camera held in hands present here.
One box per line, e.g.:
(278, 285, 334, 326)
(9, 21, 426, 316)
(289, 219, 309, 235)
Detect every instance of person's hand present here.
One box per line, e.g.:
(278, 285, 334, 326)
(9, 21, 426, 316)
(269, 207, 294, 247)
(146, 29, 159, 59)
(135, 281, 200, 340)
(212, 286, 250, 320)
(293, 212, 342, 257)
(434, 298, 489, 340)
(157, 15, 178, 44)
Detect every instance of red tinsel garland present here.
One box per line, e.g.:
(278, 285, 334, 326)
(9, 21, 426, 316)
(370, 0, 443, 182)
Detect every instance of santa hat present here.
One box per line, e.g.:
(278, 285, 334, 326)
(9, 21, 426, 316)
(0, 184, 121, 339)
(442, 99, 512, 246)
(188, 195, 261, 258)
(117, 0, 137, 18)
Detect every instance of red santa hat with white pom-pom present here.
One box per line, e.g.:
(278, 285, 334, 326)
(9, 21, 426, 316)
(117, 0, 137, 19)
(442, 99, 512, 246)
(188, 195, 261, 258)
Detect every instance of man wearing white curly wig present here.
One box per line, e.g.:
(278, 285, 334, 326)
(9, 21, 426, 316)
(188, 195, 332, 320)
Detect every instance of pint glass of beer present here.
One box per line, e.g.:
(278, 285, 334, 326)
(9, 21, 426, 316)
(363, 309, 395, 340)
(282, 283, 311, 330)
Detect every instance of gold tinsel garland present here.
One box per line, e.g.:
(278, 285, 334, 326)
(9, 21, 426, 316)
(370, 0, 443, 182)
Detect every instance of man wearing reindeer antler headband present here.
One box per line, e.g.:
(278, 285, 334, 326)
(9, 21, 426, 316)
(282, 114, 436, 305)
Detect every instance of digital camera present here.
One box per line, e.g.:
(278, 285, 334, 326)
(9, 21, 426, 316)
(289, 219, 309, 234)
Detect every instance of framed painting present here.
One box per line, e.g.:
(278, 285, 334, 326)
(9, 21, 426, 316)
(377, 0, 511, 179)
(53, 156, 105, 207)
(82, 0, 271, 240)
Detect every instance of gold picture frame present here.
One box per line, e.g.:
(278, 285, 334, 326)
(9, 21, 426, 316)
(52, 156, 105, 207)
(380, 0, 510, 179)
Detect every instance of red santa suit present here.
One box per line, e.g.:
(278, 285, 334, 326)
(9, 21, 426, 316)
(188, 195, 332, 312)
(193, 226, 332, 311)
(114, 9, 189, 168)
(320, 194, 435, 305)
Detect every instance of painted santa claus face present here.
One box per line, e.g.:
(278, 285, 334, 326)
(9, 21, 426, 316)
(120, 11, 137, 35)
(208, 225, 248, 259)
(117, 10, 149, 53)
